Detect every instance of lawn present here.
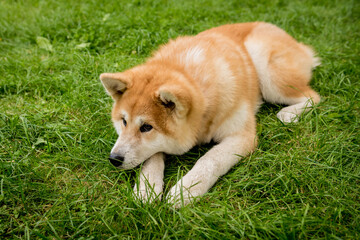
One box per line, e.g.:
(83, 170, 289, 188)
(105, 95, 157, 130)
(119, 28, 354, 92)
(0, 0, 359, 238)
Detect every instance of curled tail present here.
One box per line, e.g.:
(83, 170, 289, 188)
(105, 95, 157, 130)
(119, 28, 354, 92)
(300, 43, 321, 69)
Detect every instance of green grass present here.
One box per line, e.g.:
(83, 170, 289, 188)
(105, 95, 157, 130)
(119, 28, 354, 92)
(1, 0, 359, 238)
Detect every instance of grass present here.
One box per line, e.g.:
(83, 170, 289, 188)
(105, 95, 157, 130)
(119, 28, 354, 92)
(0, 0, 359, 238)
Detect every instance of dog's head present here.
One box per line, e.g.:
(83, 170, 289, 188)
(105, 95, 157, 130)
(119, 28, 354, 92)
(100, 64, 203, 169)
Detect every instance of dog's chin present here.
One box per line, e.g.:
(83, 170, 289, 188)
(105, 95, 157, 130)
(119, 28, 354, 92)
(120, 160, 143, 170)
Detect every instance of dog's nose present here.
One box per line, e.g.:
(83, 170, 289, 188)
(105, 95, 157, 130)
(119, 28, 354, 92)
(109, 154, 124, 167)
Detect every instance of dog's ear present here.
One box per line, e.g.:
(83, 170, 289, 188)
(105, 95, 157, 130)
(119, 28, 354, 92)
(100, 72, 132, 99)
(157, 85, 192, 118)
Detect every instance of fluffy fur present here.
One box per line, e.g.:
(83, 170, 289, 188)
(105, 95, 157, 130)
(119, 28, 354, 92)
(100, 22, 320, 207)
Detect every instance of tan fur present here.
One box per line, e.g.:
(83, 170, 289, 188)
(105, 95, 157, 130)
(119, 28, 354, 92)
(100, 22, 320, 206)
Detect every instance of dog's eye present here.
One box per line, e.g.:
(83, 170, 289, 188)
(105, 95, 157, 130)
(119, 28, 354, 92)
(140, 124, 153, 133)
(122, 118, 127, 127)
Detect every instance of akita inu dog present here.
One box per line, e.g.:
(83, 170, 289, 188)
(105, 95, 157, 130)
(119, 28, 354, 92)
(100, 22, 320, 206)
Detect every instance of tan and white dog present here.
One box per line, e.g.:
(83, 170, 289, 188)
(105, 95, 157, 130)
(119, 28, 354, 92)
(100, 22, 320, 206)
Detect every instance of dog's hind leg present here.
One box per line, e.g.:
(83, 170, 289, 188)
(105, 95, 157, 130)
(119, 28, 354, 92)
(265, 42, 320, 123)
(133, 152, 165, 203)
(275, 89, 320, 123)
(245, 22, 320, 123)
(265, 50, 321, 123)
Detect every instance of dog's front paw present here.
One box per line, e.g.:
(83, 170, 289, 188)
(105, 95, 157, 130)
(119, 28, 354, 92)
(166, 184, 192, 208)
(166, 179, 204, 207)
(133, 182, 163, 203)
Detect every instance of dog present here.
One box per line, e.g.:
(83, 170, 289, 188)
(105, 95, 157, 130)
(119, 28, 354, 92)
(100, 22, 320, 207)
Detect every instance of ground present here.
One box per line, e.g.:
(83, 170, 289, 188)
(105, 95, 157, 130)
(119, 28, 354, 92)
(0, 0, 359, 238)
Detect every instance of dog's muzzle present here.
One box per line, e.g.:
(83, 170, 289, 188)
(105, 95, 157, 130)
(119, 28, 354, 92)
(109, 154, 124, 167)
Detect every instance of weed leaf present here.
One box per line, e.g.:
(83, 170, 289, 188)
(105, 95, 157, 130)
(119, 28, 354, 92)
(36, 36, 53, 52)
(75, 42, 91, 50)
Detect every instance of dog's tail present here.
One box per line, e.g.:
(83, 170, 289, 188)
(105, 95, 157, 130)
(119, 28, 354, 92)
(300, 43, 321, 69)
